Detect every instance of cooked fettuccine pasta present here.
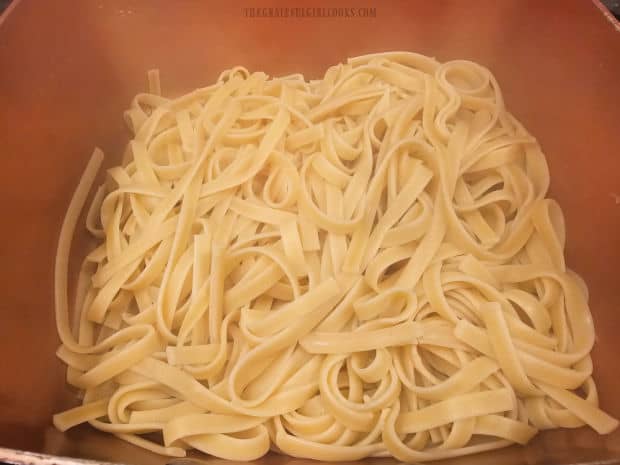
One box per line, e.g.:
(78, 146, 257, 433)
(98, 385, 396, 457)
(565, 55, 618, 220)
(53, 52, 618, 462)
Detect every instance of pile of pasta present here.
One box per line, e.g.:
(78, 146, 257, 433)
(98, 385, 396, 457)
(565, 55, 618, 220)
(54, 52, 618, 462)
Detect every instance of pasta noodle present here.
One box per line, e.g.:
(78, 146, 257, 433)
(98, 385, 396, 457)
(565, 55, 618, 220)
(53, 52, 618, 462)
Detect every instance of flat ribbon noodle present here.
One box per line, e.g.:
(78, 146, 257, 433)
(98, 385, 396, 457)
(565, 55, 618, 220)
(54, 55, 617, 461)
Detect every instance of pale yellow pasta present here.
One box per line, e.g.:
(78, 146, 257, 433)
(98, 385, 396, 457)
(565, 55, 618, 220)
(54, 52, 617, 462)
